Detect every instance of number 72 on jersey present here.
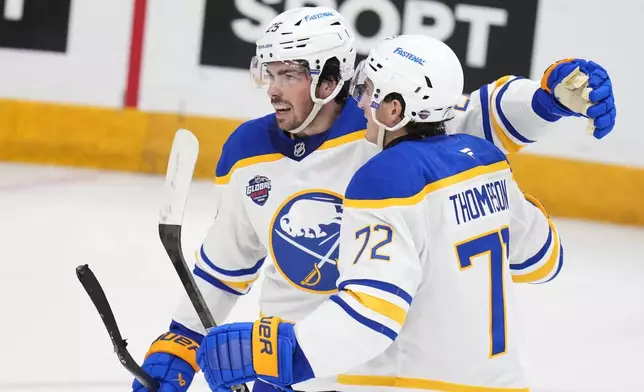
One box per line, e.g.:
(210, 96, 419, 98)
(352, 224, 510, 357)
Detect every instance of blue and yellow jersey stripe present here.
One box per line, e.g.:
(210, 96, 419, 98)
(344, 133, 510, 210)
(511, 218, 563, 283)
(330, 279, 415, 341)
(346, 160, 510, 209)
(330, 294, 399, 341)
(215, 99, 367, 185)
(194, 246, 264, 294)
(480, 76, 536, 154)
(215, 152, 283, 185)
(510, 194, 563, 284)
(337, 374, 530, 392)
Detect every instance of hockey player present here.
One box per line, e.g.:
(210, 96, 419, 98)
(194, 34, 609, 392)
(132, 7, 616, 392)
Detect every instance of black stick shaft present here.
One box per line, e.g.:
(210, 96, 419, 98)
(76, 264, 159, 392)
(158, 224, 216, 329)
(158, 224, 250, 392)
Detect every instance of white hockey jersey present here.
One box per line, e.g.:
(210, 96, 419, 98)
(169, 76, 564, 389)
(294, 133, 562, 392)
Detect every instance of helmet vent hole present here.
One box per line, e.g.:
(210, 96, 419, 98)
(369, 64, 378, 72)
(376, 63, 383, 69)
(414, 87, 421, 93)
(294, 20, 302, 26)
(425, 77, 433, 88)
(331, 21, 341, 26)
(423, 96, 430, 100)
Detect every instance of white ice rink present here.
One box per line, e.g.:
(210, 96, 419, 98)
(1, 162, 642, 392)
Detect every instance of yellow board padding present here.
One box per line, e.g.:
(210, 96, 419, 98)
(0, 98, 240, 179)
(507, 153, 644, 226)
(2, 98, 644, 226)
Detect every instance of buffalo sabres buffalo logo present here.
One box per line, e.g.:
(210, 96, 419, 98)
(270, 190, 343, 293)
(246, 175, 272, 206)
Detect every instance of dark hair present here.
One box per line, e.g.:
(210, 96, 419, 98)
(299, 57, 350, 104)
(383, 93, 447, 137)
(318, 57, 350, 104)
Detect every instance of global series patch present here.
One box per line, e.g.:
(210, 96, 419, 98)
(246, 175, 272, 206)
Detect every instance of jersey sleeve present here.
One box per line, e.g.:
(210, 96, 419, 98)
(448, 76, 560, 154)
(172, 143, 267, 337)
(294, 175, 422, 378)
(506, 178, 563, 284)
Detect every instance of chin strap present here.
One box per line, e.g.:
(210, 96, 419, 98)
(287, 76, 346, 134)
(370, 107, 411, 149)
(376, 125, 386, 149)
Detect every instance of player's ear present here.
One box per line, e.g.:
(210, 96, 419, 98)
(391, 98, 404, 119)
(316, 77, 337, 100)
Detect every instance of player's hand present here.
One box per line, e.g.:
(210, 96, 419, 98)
(132, 332, 200, 392)
(196, 317, 310, 391)
(536, 58, 616, 139)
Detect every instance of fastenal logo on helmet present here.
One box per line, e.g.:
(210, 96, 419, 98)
(304, 11, 334, 21)
(394, 47, 425, 66)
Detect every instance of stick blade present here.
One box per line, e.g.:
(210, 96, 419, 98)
(159, 129, 199, 226)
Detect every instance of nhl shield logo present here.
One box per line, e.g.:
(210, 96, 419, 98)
(246, 175, 272, 206)
(294, 141, 306, 158)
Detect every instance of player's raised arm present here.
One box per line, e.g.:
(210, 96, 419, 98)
(449, 59, 616, 153)
(132, 126, 267, 392)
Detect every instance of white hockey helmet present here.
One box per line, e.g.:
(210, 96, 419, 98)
(250, 7, 356, 134)
(350, 35, 464, 147)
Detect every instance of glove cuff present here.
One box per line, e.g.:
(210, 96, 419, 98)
(252, 316, 286, 378)
(540, 58, 574, 93)
(532, 89, 575, 121)
(252, 316, 305, 386)
(146, 332, 200, 372)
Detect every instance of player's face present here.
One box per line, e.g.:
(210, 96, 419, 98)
(357, 79, 381, 144)
(266, 62, 314, 131)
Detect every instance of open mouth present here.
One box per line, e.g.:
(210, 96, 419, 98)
(273, 103, 291, 116)
(275, 107, 291, 117)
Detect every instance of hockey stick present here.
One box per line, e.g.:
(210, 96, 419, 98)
(76, 264, 159, 392)
(158, 129, 249, 392)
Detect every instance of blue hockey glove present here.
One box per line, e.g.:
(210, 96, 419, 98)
(196, 317, 314, 392)
(533, 58, 616, 139)
(132, 332, 200, 392)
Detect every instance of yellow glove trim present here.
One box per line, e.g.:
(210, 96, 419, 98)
(252, 316, 283, 377)
(541, 58, 574, 93)
(145, 332, 200, 372)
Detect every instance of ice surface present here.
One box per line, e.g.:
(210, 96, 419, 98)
(1, 163, 641, 392)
